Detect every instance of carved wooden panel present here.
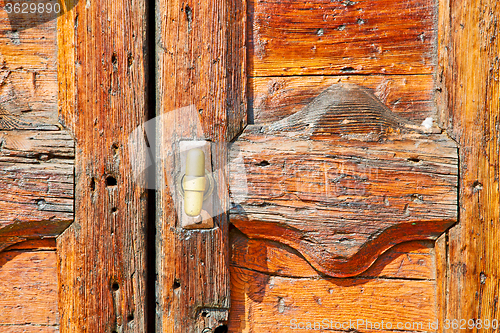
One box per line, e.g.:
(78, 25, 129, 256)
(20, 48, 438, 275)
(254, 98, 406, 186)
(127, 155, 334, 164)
(0, 10, 74, 253)
(229, 84, 458, 277)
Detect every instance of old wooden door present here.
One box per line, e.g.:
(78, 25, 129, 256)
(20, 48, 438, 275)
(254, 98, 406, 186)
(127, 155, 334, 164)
(0, 0, 498, 332)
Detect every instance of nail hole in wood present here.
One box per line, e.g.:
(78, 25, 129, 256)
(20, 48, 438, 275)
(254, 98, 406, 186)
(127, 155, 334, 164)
(127, 313, 134, 322)
(480, 272, 487, 284)
(473, 180, 483, 191)
(341, 66, 355, 72)
(173, 278, 181, 289)
(411, 194, 424, 203)
(256, 160, 270, 167)
(111, 52, 118, 66)
(112, 143, 119, 154)
(111, 282, 119, 291)
(127, 52, 133, 68)
(111, 207, 118, 213)
(106, 176, 117, 187)
(90, 177, 96, 191)
(36, 199, 46, 208)
(38, 153, 52, 161)
(201, 311, 208, 317)
(185, 5, 193, 22)
(214, 325, 228, 333)
(407, 157, 421, 163)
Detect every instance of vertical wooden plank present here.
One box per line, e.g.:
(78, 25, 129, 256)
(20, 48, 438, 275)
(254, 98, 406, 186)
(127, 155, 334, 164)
(56, 1, 149, 332)
(155, 0, 246, 331)
(57, 0, 76, 133)
(435, 233, 448, 332)
(438, 0, 500, 330)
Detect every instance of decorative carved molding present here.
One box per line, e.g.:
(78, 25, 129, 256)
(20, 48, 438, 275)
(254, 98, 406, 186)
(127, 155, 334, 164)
(229, 84, 458, 277)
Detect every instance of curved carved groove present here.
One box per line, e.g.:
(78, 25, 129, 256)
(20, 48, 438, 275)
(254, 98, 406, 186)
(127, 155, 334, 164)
(230, 217, 454, 277)
(229, 83, 458, 277)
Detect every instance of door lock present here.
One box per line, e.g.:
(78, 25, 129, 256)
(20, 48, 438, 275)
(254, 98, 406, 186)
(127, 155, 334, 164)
(176, 141, 215, 229)
(180, 148, 214, 216)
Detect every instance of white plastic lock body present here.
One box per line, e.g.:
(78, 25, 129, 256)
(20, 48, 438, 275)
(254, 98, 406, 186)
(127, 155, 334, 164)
(183, 148, 207, 216)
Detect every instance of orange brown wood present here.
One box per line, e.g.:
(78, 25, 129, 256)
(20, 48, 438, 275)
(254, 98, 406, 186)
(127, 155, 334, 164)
(230, 83, 457, 277)
(0, 242, 59, 332)
(0, 130, 74, 251)
(248, 0, 437, 76)
(229, 266, 437, 332)
(437, 0, 500, 329)
(229, 228, 439, 332)
(155, 0, 246, 331)
(0, 5, 70, 332)
(56, 1, 149, 331)
(0, 1, 74, 252)
(249, 75, 436, 124)
(230, 228, 437, 280)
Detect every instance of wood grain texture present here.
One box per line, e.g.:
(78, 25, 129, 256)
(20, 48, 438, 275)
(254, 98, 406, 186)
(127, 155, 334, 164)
(0, 327, 59, 333)
(230, 228, 436, 280)
(437, 0, 500, 329)
(0, 248, 59, 329)
(155, 0, 246, 330)
(0, 70, 60, 130)
(435, 233, 447, 332)
(56, 1, 149, 332)
(0, 3, 58, 72)
(7, 238, 56, 251)
(0, 130, 74, 251)
(250, 75, 436, 124)
(0, 1, 74, 253)
(0, 4, 70, 332)
(57, 0, 77, 134)
(230, 83, 457, 277)
(229, 266, 437, 332)
(248, 0, 437, 76)
(0, 3, 60, 130)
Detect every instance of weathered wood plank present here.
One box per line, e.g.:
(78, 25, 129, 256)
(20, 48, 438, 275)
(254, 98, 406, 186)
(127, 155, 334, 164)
(229, 266, 437, 332)
(249, 0, 436, 76)
(57, 0, 76, 133)
(437, 0, 500, 329)
(0, 70, 59, 130)
(0, 130, 74, 251)
(56, 1, 149, 332)
(250, 75, 436, 124)
(435, 233, 447, 332)
(0, 327, 59, 333)
(0, 3, 57, 71)
(0, 249, 59, 328)
(230, 83, 457, 277)
(0, 2, 61, 131)
(7, 238, 56, 251)
(155, 0, 246, 331)
(0, 4, 72, 333)
(230, 228, 436, 280)
(0, 1, 74, 253)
